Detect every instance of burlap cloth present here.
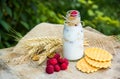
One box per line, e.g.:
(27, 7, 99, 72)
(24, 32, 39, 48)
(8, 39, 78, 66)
(13, 23, 116, 55)
(0, 23, 120, 79)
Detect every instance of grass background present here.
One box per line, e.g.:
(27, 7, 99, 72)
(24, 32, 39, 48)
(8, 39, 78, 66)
(0, 0, 120, 48)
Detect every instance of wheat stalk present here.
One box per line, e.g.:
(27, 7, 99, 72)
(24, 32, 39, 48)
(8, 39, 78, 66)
(19, 37, 62, 64)
(15, 37, 88, 65)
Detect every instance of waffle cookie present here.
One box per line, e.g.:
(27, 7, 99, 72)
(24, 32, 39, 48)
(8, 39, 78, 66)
(85, 56, 111, 68)
(84, 48, 113, 62)
(76, 58, 99, 73)
(76, 47, 113, 73)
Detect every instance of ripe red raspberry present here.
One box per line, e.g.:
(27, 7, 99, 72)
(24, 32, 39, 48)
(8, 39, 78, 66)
(54, 64, 61, 72)
(54, 53, 60, 59)
(46, 59, 51, 66)
(49, 58, 57, 65)
(58, 58, 69, 65)
(70, 10, 78, 17)
(58, 58, 64, 64)
(62, 58, 69, 66)
(60, 63, 68, 70)
(46, 65, 54, 74)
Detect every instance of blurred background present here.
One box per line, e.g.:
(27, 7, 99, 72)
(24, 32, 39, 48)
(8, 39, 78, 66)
(0, 0, 120, 48)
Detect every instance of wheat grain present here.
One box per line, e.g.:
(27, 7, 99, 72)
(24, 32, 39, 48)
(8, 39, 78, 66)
(16, 37, 88, 65)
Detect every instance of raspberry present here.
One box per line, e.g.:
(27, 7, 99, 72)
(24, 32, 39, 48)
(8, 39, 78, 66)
(60, 63, 68, 70)
(46, 65, 54, 74)
(49, 58, 57, 65)
(58, 58, 64, 64)
(46, 59, 51, 66)
(70, 10, 78, 17)
(54, 64, 61, 72)
(58, 58, 69, 65)
(54, 53, 60, 59)
(62, 58, 69, 66)
(46, 53, 69, 74)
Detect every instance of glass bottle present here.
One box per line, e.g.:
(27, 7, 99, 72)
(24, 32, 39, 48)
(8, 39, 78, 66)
(63, 10, 84, 60)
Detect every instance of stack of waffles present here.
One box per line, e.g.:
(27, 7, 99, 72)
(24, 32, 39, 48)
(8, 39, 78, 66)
(76, 47, 113, 73)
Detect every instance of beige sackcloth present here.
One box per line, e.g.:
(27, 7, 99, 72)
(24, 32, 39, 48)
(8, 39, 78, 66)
(0, 23, 120, 79)
(3, 22, 115, 65)
(13, 23, 116, 55)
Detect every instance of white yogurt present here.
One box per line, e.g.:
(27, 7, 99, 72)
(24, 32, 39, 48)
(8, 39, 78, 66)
(63, 10, 84, 60)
